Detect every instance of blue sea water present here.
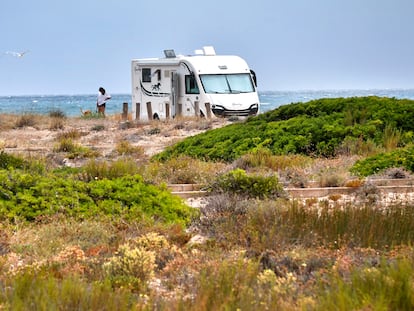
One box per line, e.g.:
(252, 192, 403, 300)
(1, 89, 414, 117)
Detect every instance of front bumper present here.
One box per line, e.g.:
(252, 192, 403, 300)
(212, 103, 259, 117)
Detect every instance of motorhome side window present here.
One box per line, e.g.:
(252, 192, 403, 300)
(185, 75, 200, 94)
(142, 68, 151, 82)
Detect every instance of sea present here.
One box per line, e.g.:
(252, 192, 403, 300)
(1, 89, 414, 117)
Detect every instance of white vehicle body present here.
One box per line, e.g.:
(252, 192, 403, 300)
(131, 46, 259, 120)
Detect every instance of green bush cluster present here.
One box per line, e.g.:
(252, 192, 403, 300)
(351, 144, 414, 177)
(155, 96, 414, 161)
(0, 169, 196, 225)
(0, 151, 25, 169)
(209, 168, 284, 199)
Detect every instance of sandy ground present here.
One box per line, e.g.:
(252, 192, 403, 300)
(0, 115, 230, 166)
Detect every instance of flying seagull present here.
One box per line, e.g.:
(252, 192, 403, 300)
(4, 50, 30, 58)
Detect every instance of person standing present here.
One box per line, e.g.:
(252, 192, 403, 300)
(96, 87, 111, 116)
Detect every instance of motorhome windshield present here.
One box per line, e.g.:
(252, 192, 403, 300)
(200, 73, 254, 94)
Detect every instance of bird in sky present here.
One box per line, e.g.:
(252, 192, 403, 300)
(4, 50, 30, 58)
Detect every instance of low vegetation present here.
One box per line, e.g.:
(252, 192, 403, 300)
(351, 144, 414, 177)
(208, 168, 285, 199)
(1, 97, 414, 310)
(156, 96, 414, 161)
(0, 161, 195, 225)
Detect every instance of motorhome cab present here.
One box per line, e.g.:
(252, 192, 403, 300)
(131, 46, 260, 120)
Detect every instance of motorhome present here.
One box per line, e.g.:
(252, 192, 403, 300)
(131, 46, 260, 120)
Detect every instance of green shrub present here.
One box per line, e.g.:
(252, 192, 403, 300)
(209, 168, 284, 199)
(0, 170, 196, 225)
(0, 151, 25, 169)
(350, 145, 414, 177)
(155, 96, 414, 162)
(0, 152, 46, 175)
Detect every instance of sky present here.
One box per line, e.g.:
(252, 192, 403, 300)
(1, 0, 414, 96)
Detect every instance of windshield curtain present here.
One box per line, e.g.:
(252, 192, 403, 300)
(200, 73, 254, 94)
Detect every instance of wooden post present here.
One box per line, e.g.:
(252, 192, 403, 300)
(194, 101, 200, 117)
(122, 102, 128, 121)
(135, 103, 140, 120)
(165, 102, 170, 119)
(177, 103, 183, 117)
(146, 102, 152, 120)
(205, 102, 212, 118)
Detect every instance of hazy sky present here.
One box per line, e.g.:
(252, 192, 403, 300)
(1, 0, 413, 95)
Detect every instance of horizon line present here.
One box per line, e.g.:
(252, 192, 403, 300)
(1, 87, 414, 97)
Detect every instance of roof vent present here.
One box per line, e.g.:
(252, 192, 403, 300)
(202, 46, 216, 56)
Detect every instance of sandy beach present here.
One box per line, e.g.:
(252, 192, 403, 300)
(0, 114, 230, 167)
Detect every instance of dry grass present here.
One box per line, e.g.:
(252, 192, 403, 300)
(0, 114, 230, 167)
(0, 114, 55, 130)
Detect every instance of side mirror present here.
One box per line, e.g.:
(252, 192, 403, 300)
(250, 70, 257, 87)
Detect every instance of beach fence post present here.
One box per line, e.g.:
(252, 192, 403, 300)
(194, 101, 200, 117)
(135, 103, 140, 120)
(205, 102, 211, 118)
(122, 102, 128, 121)
(165, 102, 170, 119)
(146, 102, 152, 120)
(177, 103, 182, 117)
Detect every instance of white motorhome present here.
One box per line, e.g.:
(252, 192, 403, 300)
(131, 46, 259, 120)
